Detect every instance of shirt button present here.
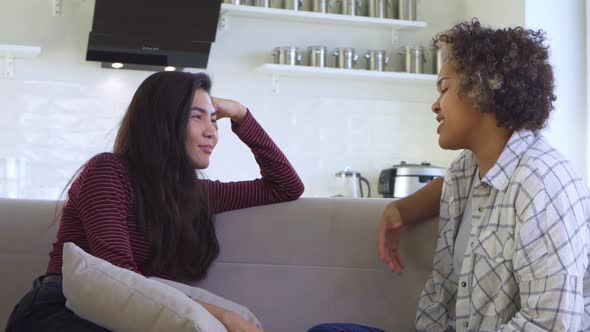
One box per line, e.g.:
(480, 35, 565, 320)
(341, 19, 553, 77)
(470, 242, 474, 248)
(478, 207, 484, 213)
(461, 281, 467, 287)
(463, 321, 468, 328)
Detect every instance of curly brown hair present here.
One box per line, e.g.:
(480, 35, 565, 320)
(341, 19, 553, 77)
(433, 18, 556, 132)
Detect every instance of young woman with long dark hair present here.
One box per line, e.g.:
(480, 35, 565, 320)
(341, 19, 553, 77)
(6, 71, 304, 332)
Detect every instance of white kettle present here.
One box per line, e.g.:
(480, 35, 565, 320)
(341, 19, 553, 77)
(334, 167, 371, 198)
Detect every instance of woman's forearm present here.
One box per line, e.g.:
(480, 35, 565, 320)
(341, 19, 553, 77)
(391, 176, 443, 226)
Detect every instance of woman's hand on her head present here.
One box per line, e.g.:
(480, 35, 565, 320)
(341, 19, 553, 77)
(211, 97, 248, 124)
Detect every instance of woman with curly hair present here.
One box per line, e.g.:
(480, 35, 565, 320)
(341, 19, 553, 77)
(378, 19, 590, 330)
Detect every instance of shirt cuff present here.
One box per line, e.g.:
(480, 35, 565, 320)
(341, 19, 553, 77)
(231, 108, 255, 134)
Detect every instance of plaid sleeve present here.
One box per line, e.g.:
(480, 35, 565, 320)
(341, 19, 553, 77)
(503, 167, 589, 331)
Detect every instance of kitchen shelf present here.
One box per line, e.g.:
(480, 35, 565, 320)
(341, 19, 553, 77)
(220, 3, 427, 30)
(0, 44, 41, 58)
(0, 44, 41, 78)
(256, 63, 437, 87)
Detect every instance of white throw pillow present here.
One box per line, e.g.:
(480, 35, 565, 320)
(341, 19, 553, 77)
(61, 242, 227, 332)
(150, 277, 262, 329)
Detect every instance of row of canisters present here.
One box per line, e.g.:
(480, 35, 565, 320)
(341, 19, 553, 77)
(224, 0, 419, 21)
(271, 46, 446, 74)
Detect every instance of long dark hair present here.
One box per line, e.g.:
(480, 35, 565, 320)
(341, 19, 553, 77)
(113, 71, 219, 281)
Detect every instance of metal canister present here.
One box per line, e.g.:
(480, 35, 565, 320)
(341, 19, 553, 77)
(342, 0, 361, 16)
(368, 0, 389, 18)
(398, 0, 417, 20)
(253, 0, 270, 7)
(401, 46, 425, 73)
(388, 0, 398, 18)
(272, 47, 302, 66)
(433, 48, 446, 74)
(312, 0, 330, 13)
(308, 46, 327, 67)
(333, 48, 358, 69)
(364, 50, 388, 71)
(285, 0, 303, 11)
(268, 0, 284, 8)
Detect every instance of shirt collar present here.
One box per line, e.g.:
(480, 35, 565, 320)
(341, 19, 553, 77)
(481, 130, 537, 191)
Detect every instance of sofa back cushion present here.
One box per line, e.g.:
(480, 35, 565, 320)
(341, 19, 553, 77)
(0, 198, 438, 331)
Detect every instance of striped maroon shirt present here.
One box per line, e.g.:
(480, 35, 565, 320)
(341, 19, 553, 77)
(47, 111, 304, 277)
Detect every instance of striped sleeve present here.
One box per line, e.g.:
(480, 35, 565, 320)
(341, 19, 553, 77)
(72, 154, 139, 272)
(205, 110, 304, 214)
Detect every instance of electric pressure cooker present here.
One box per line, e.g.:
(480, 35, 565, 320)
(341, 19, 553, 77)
(378, 161, 445, 198)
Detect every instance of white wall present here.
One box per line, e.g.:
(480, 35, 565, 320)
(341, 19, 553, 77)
(465, 0, 588, 180)
(587, 0, 590, 180)
(524, 0, 587, 179)
(1, 0, 586, 200)
(0, 0, 464, 200)
(464, 0, 525, 27)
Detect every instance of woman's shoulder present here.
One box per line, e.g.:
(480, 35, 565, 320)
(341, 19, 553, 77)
(444, 150, 476, 180)
(85, 152, 126, 171)
(73, 153, 131, 188)
(515, 135, 585, 195)
(87, 152, 121, 163)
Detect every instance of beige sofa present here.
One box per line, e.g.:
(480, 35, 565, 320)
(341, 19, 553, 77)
(0, 197, 437, 331)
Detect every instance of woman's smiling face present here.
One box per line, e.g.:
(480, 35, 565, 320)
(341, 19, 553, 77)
(186, 89, 218, 169)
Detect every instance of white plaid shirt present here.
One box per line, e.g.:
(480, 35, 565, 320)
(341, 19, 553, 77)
(415, 130, 590, 331)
